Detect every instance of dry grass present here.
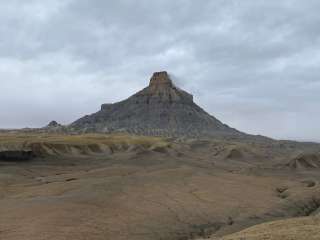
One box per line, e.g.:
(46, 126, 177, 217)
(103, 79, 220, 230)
(0, 133, 169, 148)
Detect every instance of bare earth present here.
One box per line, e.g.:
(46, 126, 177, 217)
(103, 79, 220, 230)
(0, 133, 320, 240)
(209, 216, 320, 240)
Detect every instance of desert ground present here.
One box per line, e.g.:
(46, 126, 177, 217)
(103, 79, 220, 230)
(207, 216, 320, 240)
(0, 133, 320, 240)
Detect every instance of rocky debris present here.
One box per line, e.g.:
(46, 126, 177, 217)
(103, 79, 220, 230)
(301, 180, 317, 188)
(276, 186, 290, 199)
(70, 71, 242, 137)
(287, 153, 320, 170)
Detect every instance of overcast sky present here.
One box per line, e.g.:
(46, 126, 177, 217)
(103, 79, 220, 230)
(1, 0, 320, 141)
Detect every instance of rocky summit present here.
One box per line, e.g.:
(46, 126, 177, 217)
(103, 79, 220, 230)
(70, 71, 241, 137)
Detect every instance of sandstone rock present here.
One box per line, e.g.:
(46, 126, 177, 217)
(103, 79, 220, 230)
(70, 71, 242, 137)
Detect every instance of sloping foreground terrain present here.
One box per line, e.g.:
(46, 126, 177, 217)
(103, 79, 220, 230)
(207, 216, 320, 240)
(1, 133, 320, 240)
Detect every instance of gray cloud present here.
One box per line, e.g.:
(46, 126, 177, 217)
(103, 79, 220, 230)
(1, 0, 320, 141)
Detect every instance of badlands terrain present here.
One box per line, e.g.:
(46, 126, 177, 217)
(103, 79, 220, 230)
(1, 72, 319, 239)
(1, 132, 320, 240)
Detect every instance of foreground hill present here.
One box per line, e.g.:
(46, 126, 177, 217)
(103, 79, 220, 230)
(208, 216, 320, 240)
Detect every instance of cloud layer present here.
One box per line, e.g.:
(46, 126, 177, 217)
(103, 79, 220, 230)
(1, 0, 320, 141)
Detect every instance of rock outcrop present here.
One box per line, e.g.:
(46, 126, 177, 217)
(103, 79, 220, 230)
(287, 153, 320, 170)
(70, 71, 241, 137)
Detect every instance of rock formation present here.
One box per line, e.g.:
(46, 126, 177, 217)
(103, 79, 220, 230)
(46, 121, 61, 128)
(70, 71, 241, 137)
(287, 153, 320, 170)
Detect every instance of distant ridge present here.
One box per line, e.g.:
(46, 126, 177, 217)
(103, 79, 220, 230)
(70, 71, 242, 137)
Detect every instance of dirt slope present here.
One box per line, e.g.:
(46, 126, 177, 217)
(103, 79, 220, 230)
(208, 216, 320, 240)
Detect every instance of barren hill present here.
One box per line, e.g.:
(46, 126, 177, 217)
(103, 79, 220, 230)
(70, 71, 241, 137)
